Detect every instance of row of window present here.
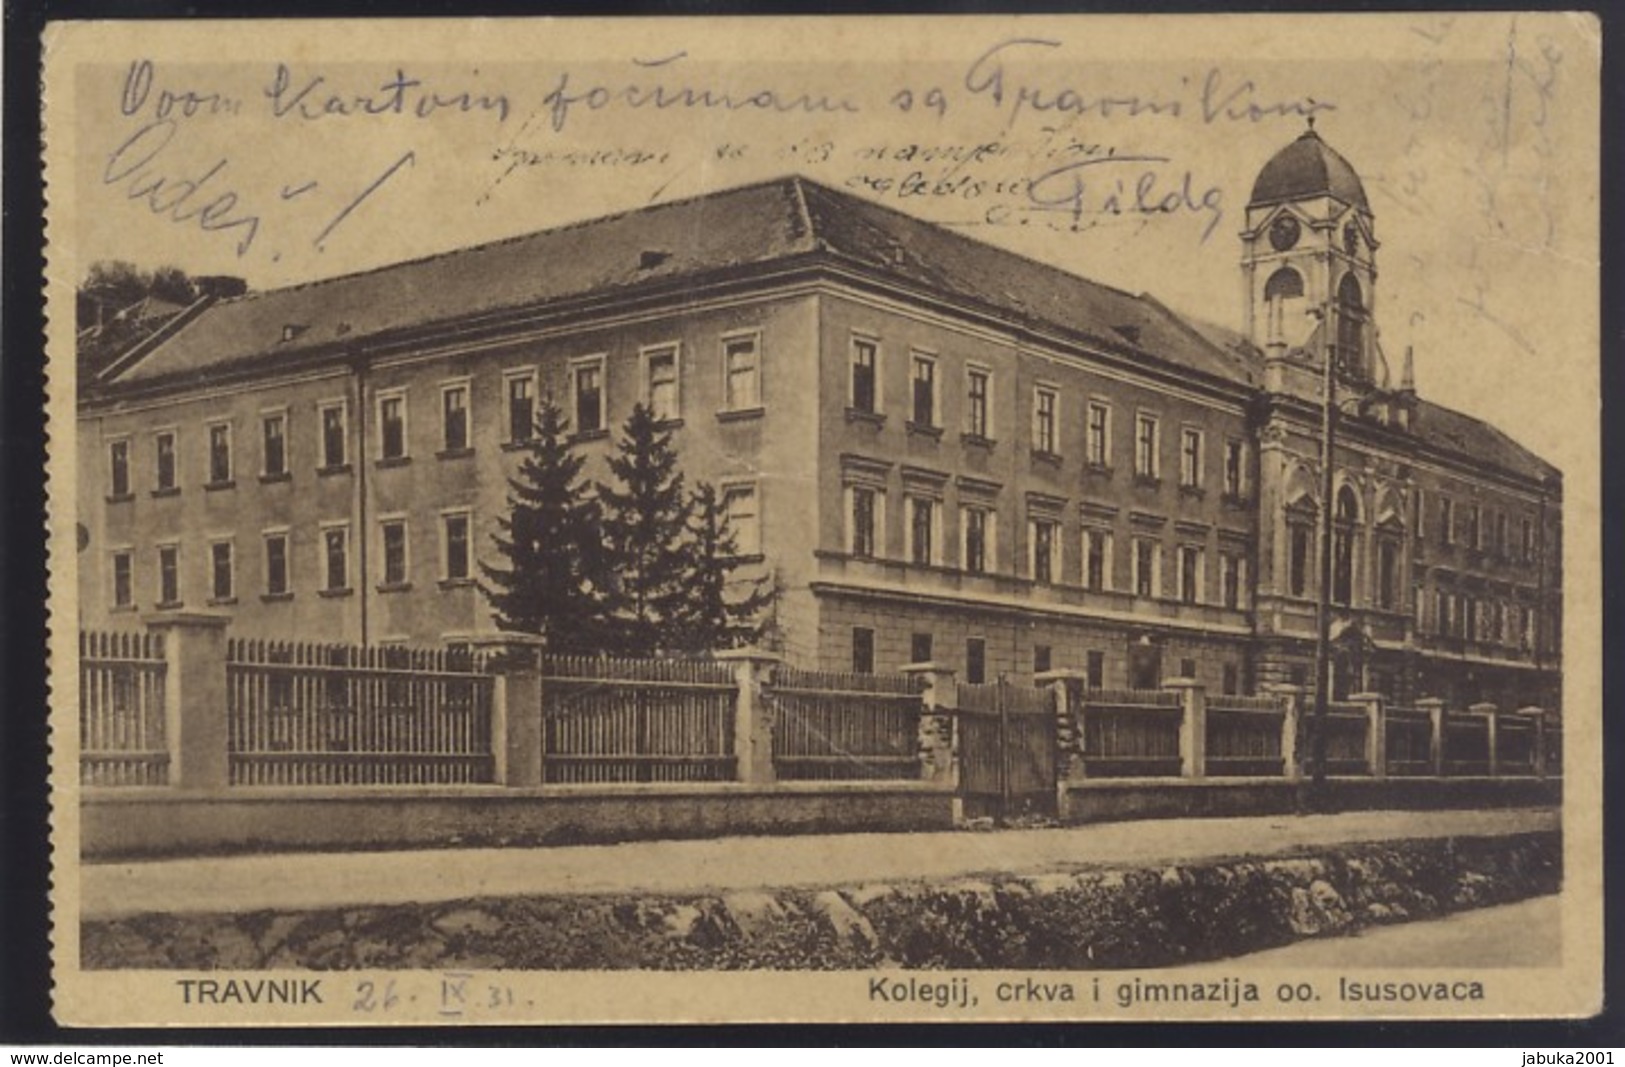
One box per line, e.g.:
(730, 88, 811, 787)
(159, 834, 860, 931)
(1417, 590, 1541, 651)
(844, 486, 1250, 608)
(846, 336, 1249, 493)
(108, 512, 475, 609)
(1283, 524, 1406, 610)
(108, 481, 766, 610)
(1413, 490, 1541, 565)
(104, 337, 767, 496)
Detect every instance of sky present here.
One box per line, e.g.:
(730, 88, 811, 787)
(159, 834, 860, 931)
(57, 13, 1599, 478)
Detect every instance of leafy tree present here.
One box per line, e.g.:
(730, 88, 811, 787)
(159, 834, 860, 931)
(669, 482, 776, 653)
(596, 404, 694, 657)
(480, 397, 607, 653)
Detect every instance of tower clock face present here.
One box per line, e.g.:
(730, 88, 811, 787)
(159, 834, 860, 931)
(1268, 215, 1301, 251)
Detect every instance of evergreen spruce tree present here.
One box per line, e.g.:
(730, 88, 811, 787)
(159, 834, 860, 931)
(672, 482, 776, 653)
(480, 397, 606, 653)
(597, 403, 694, 656)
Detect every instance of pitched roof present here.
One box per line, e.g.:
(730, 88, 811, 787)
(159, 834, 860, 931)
(112, 176, 1250, 388)
(1412, 399, 1559, 484)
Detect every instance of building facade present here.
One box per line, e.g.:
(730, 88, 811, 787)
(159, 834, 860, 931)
(76, 130, 1562, 709)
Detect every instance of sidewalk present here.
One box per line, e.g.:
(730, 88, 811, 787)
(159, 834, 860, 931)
(80, 807, 1558, 919)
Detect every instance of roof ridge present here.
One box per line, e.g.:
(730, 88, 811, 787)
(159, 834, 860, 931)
(792, 176, 1148, 307)
(208, 175, 813, 309)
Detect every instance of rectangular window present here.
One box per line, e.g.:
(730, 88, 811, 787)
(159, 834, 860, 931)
(109, 440, 130, 497)
(1520, 606, 1535, 652)
(966, 367, 991, 438)
(264, 533, 290, 596)
(1087, 402, 1110, 467)
(157, 544, 180, 606)
(723, 485, 761, 557)
(1086, 650, 1104, 690)
(1289, 525, 1311, 598)
(207, 423, 232, 484)
(724, 335, 760, 410)
(1178, 545, 1202, 604)
(909, 496, 936, 566)
(1377, 540, 1398, 610)
(850, 487, 879, 559)
(441, 384, 470, 452)
(1223, 439, 1244, 498)
(506, 372, 535, 443)
(1180, 658, 1197, 679)
(1133, 537, 1158, 598)
(380, 519, 408, 587)
(442, 511, 471, 581)
(261, 413, 288, 476)
(323, 525, 350, 592)
(1413, 489, 1426, 543)
(155, 431, 177, 491)
(965, 638, 987, 685)
(1033, 387, 1058, 455)
(963, 507, 991, 575)
(1033, 645, 1052, 675)
(852, 627, 875, 674)
(378, 392, 407, 460)
(573, 359, 605, 434)
(1179, 428, 1202, 489)
(112, 551, 133, 608)
(1221, 552, 1242, 610)
(1030, 519, 1058, 584)
(1135, 413, 1159, 479)
(210, 540, 234, 602)
(319, 403, 347, 469)
(645, 344, 680, 421)
(850, 337, 878, 413)
(1495, 511, 1509, 558)
(1083, 528, 1111, 591)
(1467, 504, 1482, 550)
(911, 632, 934, 665)
(1440, 496, 1455, 546)
(1223, 663, 1239, 696)
(1522, 517, 1535, 563)
(911, 353, 937, 427)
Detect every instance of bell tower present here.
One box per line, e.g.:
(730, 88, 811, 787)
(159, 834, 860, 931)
(1241, 122, 1379, 402)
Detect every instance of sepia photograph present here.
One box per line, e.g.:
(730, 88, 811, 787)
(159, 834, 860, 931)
(41, 12, 1601, 1026)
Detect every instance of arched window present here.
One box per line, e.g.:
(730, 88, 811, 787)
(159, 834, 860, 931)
(1333, 485, 1359, 605)
(1336, 273, 1365, 379)
(1263, 267, 1305, 343)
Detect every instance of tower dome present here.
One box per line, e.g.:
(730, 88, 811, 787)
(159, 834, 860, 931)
(1248, 127, 1369, 212)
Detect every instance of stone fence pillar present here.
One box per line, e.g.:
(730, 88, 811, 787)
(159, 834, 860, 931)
(1163, 676, 1206, 780)
(1416, 697, 1446, 777)
(1518, 705, 1548, 779)
(1350, 691, 1387, 780)
(143, 612, 232, 791)
(901, 662, 959, 797)
(1267, 684, 1305, 781)
(1471, 701, 1500, 777)
(1036, 669, 1087, 822)
(468, 633, 547, 788)
(716, 648, 781, 785)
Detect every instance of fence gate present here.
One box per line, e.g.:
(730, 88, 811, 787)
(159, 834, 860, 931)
(955, 677, 1057, 821)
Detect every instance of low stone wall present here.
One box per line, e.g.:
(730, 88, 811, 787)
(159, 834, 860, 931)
(82, 782, 957, 859)
(83, 831, 1559, 970)
(1062, 776, 1561, 824)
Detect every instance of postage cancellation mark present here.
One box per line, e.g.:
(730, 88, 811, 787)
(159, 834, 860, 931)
(41, 13, 1601, 1026)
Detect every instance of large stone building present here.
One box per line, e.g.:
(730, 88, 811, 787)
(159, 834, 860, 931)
(76, 128, 1562, 709)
